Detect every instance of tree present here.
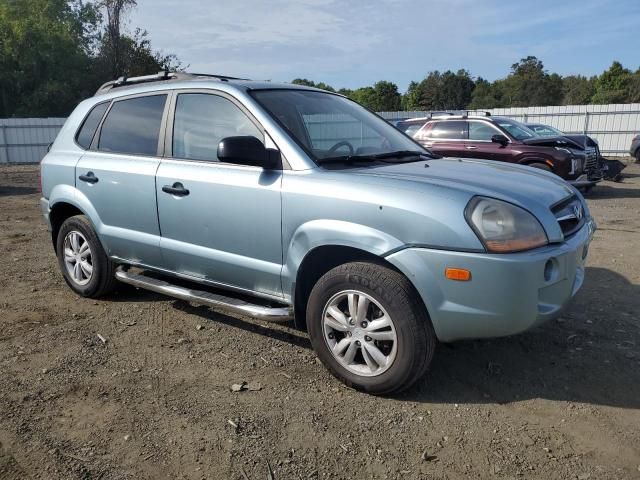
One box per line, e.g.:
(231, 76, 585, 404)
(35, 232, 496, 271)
(406, 70, 475, 110)
(562, 75, 596, 105)
(0, 0, 100, 117)
(0, 0, 180, 117)
(291, 78, 335, 92)
(401, 81, 421, 110)
(98, 0, 137, 78)
(591, 61, 632, 104)
(627, 70, 640, 104)
(467, 77, 504, 109)
(499, 56, 563, 107)
(370, 81, 401, 111)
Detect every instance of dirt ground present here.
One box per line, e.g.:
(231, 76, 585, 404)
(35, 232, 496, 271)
(1, 163, 639, 480)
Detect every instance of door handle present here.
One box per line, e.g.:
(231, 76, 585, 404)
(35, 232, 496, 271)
(465, 145, 478, 150)
(79, 171, 99, 184)
(162, 182, 190, 197)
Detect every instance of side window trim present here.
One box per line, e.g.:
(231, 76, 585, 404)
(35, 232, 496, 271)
(165, 88, 269, 166)
(90, 90, 171, 157)
(74, 101, 111, 150)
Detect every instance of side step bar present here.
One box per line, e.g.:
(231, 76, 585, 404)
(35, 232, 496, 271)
(115, 269, 292, 322)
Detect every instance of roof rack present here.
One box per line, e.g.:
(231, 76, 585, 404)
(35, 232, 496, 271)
(95, 71, 251, 95)
(461, 110, 491, 118)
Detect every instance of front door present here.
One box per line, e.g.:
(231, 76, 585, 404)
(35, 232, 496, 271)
(155, 91, 283, 298)
(465, 120, 515, 163)
(75, 93, 168, 266)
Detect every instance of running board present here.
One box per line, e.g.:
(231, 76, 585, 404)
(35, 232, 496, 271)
(115, 269, 292, 322)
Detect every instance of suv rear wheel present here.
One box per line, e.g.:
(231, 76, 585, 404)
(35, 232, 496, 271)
(307, 262, 436, 394)
(56, 215, 117, 298)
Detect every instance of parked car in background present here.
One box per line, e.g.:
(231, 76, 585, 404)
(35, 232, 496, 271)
(631, 134, 640, 163)
(526, 123, 625, 182)
(40, 72, 596, 394)
(400, 114, 603, 189)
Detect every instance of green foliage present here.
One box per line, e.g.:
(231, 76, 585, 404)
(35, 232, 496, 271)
(498, 56, 563, 107)
(0, 0, 180, 117)
(342, 81, 401, 111)
(591, 61, 632, 104)
(291, 78, 335, 92)
(0, 0, 99, 116)
(296, 57, 640, 112)
(562, 75, 596, 105)
(406, 70, 475, 110)
(467, 77, 503, 109)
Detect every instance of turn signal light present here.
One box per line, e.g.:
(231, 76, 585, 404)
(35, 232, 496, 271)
(445, 268, 471, 281)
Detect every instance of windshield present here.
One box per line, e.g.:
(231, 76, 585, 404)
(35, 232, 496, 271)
(251, 89, 428, 163)
(528, 124, 563, 136)
(495, 118, 537, 141)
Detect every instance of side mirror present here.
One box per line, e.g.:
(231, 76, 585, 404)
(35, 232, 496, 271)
(217, 136, 280, 169)
(491, 134, 509, 146)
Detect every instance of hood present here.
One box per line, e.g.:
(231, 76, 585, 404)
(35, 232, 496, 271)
(562, 134, 599, 149)
(351, 157, 575, 211)
(521, 135, 584, 149)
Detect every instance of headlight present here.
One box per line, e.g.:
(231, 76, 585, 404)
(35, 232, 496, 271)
(465, 197, 548, 253)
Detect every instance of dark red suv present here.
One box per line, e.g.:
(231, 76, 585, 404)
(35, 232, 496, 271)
(397, 114, 603, 189)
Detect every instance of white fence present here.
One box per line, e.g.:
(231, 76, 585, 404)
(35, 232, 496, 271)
(2, 103, 639, 163)
(379, 103, 640, 157)
(0, 118, 66, 164)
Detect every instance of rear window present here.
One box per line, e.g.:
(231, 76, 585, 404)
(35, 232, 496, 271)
(429, 120, 467, 140)
(98, 95, 167, 156)
(76, 102, 109, 149)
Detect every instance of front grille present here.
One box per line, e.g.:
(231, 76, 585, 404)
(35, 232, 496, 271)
(551, 195, 585, 238)
(584, 147, 602, 179)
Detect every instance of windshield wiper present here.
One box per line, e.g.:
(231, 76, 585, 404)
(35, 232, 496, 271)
(317, 150, 434, 165)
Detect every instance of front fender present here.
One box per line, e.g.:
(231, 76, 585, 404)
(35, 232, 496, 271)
(281, 219, 404, 301)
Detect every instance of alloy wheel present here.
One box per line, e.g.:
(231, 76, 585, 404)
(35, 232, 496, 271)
(322, 290, 398, 376)
(63, 230, 93, 286)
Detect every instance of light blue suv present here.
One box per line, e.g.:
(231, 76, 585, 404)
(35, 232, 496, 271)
(40, 72, 595, 394)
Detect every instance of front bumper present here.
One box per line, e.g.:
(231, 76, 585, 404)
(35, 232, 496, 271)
(568, 174, 600, 189)
(386, 220, 595, 342)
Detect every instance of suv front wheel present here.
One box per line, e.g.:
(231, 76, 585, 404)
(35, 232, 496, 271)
(56, 215, 117, 298)
(307, 262, 436, 394)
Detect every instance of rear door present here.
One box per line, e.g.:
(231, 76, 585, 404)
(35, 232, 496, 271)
(75, 92, 168, 266)
(418, 120, 468, 157)
(155, 90, 283, 298)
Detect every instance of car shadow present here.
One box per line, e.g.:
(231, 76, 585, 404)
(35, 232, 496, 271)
(172, 301, 311, 351)
(107, 266, 638, 409)
(0, 185, 38, 197)
(401, 266, 640, 409)
(586, 185, 640, 199)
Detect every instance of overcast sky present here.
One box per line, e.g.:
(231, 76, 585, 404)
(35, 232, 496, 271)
(130, 0, 640, 92)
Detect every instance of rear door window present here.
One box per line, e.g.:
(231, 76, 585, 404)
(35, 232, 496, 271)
(76, 102, 109, 149)
(429, 120, 467, 140)
(98, 95, 167, 156)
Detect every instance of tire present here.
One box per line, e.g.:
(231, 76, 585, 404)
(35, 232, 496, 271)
(635, 150, 640, 164)
(307, 262, 436, 395)
(56, 215, 117, 298)
(528, 162, 552, 172)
